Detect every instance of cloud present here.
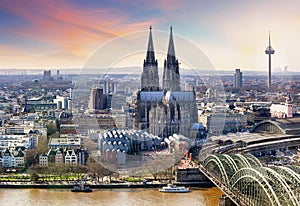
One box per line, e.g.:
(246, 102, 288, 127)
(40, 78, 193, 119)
(151, 0, 183, 11)
(110, 0, 183, 11)
(2, 0, 300, 70)
(0, 0, 158, 57)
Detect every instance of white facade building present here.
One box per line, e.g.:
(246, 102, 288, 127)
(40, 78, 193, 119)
(64, 150, 77, 166)
(54, 95, 69, 110)
(0, 148, 26, 168)
(270, 98, 293, 118)
(39, 153, 48, 167)
(0, 135, 36, 150)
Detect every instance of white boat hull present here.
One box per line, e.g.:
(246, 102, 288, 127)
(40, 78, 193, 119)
(159, 184, 190, 193)
(159, 189, 190, 193)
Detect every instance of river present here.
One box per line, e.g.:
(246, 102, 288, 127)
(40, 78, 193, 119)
(0, 187, 223, 206)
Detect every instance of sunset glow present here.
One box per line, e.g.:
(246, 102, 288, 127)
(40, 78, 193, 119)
(0, 0, 300, 71)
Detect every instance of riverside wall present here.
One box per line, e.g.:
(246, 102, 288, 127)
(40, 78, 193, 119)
(176, 168, 213, 187)
(0, 182, 213, 189)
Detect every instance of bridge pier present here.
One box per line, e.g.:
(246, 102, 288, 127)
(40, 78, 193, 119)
(218, 195, 237, 206)
(176, 168, 211, 184)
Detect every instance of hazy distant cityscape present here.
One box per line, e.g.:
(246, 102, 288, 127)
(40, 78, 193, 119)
(2, 1, 300, 205)
(0, 28, 300, 206)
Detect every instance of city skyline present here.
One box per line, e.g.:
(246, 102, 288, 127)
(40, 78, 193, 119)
(1, 0, 300, 71)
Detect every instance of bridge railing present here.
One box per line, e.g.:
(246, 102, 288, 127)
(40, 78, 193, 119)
(198, 164, 247, 206)
(199, 154, 300, 206)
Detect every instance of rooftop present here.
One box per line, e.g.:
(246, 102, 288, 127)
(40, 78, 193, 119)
(252, 117, 300, 135)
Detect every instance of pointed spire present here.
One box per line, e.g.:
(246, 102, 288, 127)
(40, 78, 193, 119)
(265, 30, 275, 54)
(269, 30, 271, 46)
(145, 26, 156, 65)
(163, 26, 180, 91)
(167, 26, 176, 64)
(265, 31, 275, 88)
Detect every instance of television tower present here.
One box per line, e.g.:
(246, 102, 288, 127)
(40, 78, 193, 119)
(265, 31, 275, 88)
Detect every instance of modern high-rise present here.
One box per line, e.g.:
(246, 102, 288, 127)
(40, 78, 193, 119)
(265, 32, 275, 88)
(101, 76, 118, 94)
(88, 87, 103, 113)
(234, 68, 242, 88)
(43, 70, 51, 81)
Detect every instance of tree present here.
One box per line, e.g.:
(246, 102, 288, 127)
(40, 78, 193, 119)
(37, 135, 48, 153)
(46, 163, 58, 181)
(83, 138, 98, 151)
(0, 167, 5, 174)
(87, 162, 113, 183)
(25, 135, 49, 168)
(72, 165, 88, 179)
(55, 164, 68, 181)
(28, 166, 40, 182)
(46, 122, 57, 137)
(30, 172, 39, 182)
(142, 154, 174, 181)
(55, 119, 61, 132)
(26, 149, 38, 167)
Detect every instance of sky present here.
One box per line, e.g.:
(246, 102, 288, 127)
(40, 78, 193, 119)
(0, 0, 300, 71)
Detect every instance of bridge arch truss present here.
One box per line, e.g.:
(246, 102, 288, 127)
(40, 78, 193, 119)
(202, 154, 300, 206)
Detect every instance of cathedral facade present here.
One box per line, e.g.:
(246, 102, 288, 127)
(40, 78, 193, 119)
(134, 26, 197, 138)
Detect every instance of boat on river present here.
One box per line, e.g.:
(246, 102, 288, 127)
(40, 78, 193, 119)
(71, 181, 92, 192)
(159, 184, 190, 193)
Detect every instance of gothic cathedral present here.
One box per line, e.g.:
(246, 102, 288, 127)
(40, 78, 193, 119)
(134, 26, 197, 139)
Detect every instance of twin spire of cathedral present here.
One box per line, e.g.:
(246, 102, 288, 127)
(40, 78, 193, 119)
(145, 26, 156, 66)
(166, 26, 176, 66)
(163, 26, 180, 91)
(141, 26, 180, 92)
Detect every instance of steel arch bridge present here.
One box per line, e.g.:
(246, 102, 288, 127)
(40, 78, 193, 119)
(199, 154, 300, 206)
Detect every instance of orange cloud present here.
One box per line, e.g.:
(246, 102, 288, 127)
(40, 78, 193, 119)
(0, 0, 158, 57)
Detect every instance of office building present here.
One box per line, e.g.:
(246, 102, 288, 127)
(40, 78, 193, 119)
(234, 68, 242, 88)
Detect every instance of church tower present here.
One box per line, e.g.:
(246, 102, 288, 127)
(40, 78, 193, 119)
(141, 26, 159, 91)
(285, 95, 293, 118)
(163, 26, 180, 91)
